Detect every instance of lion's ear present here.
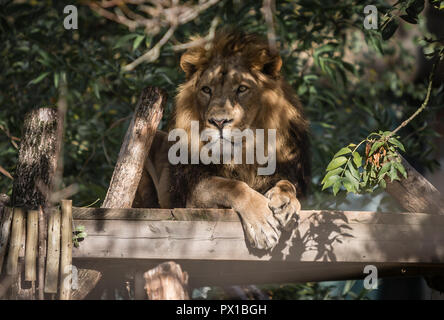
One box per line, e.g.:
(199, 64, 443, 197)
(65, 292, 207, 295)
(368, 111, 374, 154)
(262, 54, 282, 78)
(252, 49, 282, 78)
(180, 47, 206, 79)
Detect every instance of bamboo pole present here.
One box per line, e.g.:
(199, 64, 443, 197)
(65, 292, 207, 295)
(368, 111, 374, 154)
(0, 207, 14, 274)
(6, 208, 25, 275)
(44, 208, 61, 293)
(59, 200, 73, 300)
(25, 210, 38, 281)
(38, 206, 46, 300)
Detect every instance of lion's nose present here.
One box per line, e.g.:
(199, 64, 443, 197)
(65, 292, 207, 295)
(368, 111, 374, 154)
(208, 118, 233, 130)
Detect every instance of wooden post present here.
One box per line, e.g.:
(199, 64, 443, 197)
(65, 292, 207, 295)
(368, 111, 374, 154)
(59, 200, 73, 300)
(5, 208, 25, 275)
(0, 207, 13, 274)
(144, 262, 189, 300)
(37, 206, 46, 300)
(102, 86, 166, 209)
(12, 108, 61, 209)
(24, 210, 38, 281)
(44, 208, 61, 294)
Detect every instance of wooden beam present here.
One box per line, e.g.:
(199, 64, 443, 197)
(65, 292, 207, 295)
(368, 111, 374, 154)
(69, 207, 444, 285)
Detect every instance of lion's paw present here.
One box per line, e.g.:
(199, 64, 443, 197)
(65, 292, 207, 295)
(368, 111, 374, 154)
(265, 181, 301, 231)
(237, 194, 281, 251)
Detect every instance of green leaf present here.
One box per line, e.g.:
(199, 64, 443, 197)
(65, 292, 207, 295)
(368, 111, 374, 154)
(322, 174, 340, 190)
(326, 156, 347, 171)
(332, 180, 342, 195)
(389, 164, 399, 182)
(379, 162, 391, 176)
(400, 15, 418, 24)
(334, 147, 352, 158)
(76, 232, 87, 239)
(369, 141, 384, 156)
(345, 170, 360, 191)
(348, 164, 360, 181)
(53, 73, 59, 88)
(75, 225, 85, 232)
(133, 35, 145, 50)
(353, 152, 362, 168)
(388, 137, 405, 152)
(394, 162, 407, 179)
(379, 179, 387, 189)
(28, 72, 50, 85)
(381, 18, 399, 40)
(321, 168, 342, 184)
(406, 0, 425, 16)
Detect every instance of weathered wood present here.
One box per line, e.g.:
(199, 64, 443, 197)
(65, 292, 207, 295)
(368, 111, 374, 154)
(44, 208, 61, 293)
(72, 207, 173, 221)
(70, 269, 102, 300)
(0, 207, 13, 274)
(12, 108, 60, 209)
(386, 155, 444, 293)
(37, 206, 46, 300)
(73, 208, 444, 264)
(144, 262, 189, 300)
(386, 155, 444, 215)
(102, 86, 166, 209)
(6, 208, 25, 275)
(59, 200, 73, 300)
(24, 210, 38, 281)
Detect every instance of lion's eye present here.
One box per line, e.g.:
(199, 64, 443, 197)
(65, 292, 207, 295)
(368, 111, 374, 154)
(201, 86, 211, 94)
(237, 85, 248, 93)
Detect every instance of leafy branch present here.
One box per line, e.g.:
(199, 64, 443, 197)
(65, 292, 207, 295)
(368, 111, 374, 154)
(321, 48, 444, 195)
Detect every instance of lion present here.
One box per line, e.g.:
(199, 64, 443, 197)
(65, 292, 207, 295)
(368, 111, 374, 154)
(134, 31, 310, 250)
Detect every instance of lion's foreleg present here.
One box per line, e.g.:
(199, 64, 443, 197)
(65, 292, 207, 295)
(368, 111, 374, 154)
(188, 176, 281, 250)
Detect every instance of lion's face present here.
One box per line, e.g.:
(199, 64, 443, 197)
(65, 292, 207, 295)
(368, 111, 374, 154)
(195, 56, 261, 134)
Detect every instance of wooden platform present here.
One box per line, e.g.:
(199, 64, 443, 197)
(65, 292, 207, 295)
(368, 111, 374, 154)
(71, 207, 444, 286)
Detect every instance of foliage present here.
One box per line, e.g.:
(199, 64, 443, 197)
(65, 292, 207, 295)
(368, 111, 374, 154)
(73, 224, 87, 248)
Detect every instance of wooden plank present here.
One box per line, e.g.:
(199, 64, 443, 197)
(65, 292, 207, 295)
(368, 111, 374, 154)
(24, 210, 38, 281)
(37, 206, 46, 300)
(59, 200, 73, 300)
(72, 209, 444, 264)
(72, 207, 173, 221)
(6, 208, 25, 275)
(0, 207, 14, 274)
(44, 208, 61, 293)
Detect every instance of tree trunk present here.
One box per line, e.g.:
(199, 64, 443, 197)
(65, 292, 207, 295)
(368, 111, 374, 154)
(12, 108, 61, 209)
(144, 262, 189, 300)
